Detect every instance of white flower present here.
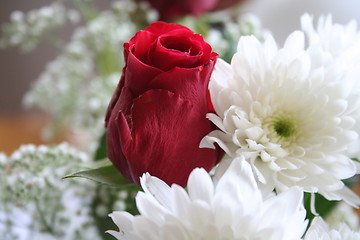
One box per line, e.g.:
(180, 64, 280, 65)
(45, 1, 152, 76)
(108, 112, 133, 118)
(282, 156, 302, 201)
(201, 30, 360, 206)
(0, 143, 102, 240)
(304, 217, 360, 240)
(301, 13, 360, 64)
(108, 158, 307, 240)
(301, 13, 360, 159)
(0, 2, 79, 52)
(326, 202, 360, 231)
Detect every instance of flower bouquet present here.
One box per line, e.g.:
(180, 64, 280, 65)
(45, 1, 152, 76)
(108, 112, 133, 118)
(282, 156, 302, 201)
(1, 0, 360, 239)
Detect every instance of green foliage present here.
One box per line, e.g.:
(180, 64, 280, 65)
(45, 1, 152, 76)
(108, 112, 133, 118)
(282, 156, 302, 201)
(304, 176, 358, 223)
(90, 185, 140, 240)
(63, 159, 132, 187)
(303, 193, 338, 222)
(94, 132, 107, 160)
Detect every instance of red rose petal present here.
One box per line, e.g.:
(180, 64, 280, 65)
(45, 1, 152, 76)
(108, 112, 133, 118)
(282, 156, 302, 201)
(120, 89, 217, 186)
(144, 21, 191, 36)
(148, 35, 203, 71)
(106, 109, 134, 182)
(123, 49, 163, 97)
(127, 30, 157, 62)
(148, 59, 216, 103)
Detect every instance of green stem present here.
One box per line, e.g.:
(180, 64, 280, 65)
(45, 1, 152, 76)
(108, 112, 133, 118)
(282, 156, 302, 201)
(94, 41, 121, 77)
(35, 197, 54, 234)
(91, 186, 117, 240)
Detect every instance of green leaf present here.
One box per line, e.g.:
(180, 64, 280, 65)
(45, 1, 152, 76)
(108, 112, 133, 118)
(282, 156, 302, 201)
(94, 131, 107, 161)
(89, 158, 113, 168)
(304, 193, 338, 221)
(63, 163, 132, 187)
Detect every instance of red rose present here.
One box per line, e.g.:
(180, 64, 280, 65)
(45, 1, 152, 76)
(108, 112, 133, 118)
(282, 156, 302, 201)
(105, 22, 222, 187)
(140, 0, 248, 20)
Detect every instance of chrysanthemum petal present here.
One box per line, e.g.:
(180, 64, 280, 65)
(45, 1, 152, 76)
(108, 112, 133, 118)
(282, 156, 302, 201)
(109, 159, 307, 239)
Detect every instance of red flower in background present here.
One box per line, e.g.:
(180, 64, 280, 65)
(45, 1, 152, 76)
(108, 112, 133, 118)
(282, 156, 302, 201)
(140, 0, 247, 20)
(105, 22, 222, 187)
(213, 0, 247, 11)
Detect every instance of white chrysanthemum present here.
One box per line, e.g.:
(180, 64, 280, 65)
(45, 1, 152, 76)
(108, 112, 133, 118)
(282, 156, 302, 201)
(304, 217, 360, 240)
(301, 13, 360, 158)
(201, 31, 360, 206)
(108, 158, 307, 240)
(301, 13, 360, 66)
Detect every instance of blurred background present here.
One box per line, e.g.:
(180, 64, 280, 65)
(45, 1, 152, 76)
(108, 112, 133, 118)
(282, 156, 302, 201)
(1, 0, 360, 113)
(1, 0, 360, 153)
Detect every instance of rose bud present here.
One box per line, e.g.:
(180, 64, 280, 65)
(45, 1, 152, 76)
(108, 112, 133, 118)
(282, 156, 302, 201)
(105, 22, 222, 187)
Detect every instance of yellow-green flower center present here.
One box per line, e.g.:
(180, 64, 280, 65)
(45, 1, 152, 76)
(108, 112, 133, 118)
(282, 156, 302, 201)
(272, 117, 296, 138)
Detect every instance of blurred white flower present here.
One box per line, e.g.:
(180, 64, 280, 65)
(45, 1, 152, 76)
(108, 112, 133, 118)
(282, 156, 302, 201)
(301, 13, 360, 63)
(108, 158, 307, 240)
(205, 29, 230, 57)
(0, 2, 80, 52)
(0, 143, 101, 240)
(225, 13, 272, 43)
(302, 13, 360, 159)
(201, 30, 360, 206)
(304, 217, 360, 240)
(326, 202, 360, 231)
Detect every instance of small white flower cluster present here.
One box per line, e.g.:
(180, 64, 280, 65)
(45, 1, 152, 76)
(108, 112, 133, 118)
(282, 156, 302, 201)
(1, 143, 89, 199)
(225, 13, 271, 45)
(94, 187, 137, 220)
(23, 38, 95, 138)
(0, 142, 137, 240)
(0, 2, 80, 52)
(23, 0, 156, 151)
(68, 73, 121, 151)
(204, 28, 229, 57)
(0, 143, 101, 240)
